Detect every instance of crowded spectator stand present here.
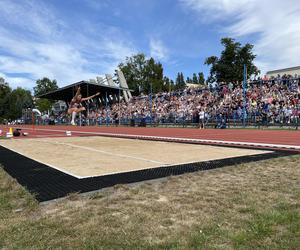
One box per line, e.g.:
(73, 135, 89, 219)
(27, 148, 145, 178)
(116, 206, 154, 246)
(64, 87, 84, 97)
(33, 75, 300, 129)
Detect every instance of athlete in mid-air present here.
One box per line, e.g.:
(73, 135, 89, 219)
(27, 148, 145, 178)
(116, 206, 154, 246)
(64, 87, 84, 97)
(68, 86, 100, 125)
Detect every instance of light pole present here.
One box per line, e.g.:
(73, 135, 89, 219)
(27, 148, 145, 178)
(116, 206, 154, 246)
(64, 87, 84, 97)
(87, 84, 89, 126)
(243, 64, 247, 127)
(149, 82, 153, 126)
(118, 87, 121, 126)
(105, 91, 108, 126)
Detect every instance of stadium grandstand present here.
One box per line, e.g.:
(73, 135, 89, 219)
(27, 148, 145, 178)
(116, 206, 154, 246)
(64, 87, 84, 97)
(34, 74, 300, 129)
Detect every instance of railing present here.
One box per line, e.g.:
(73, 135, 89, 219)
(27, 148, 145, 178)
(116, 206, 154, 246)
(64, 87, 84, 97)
(29, 112, 299, 130)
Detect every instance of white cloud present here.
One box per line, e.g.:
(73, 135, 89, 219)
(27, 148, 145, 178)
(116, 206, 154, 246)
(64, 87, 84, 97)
(149, 38, 169, 61)
(180, 0, 300, 74)
(180, 0, 252, 20)
(0, 0, 136, 90)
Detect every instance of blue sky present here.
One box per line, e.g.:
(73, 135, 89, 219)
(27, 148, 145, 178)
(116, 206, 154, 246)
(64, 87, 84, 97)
(0, 0, 299, 90)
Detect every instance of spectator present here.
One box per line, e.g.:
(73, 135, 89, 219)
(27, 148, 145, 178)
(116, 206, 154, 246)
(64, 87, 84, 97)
(44, 75, 300, 128)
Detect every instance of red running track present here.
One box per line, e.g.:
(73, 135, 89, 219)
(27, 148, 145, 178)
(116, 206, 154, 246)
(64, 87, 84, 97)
(1, 125, 300, 149)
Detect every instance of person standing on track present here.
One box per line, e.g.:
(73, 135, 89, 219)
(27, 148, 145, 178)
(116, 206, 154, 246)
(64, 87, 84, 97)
(199, 108, 205, 129)
(68, 87, 100, 125)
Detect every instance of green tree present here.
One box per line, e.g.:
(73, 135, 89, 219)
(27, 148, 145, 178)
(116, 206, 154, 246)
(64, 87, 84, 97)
(0, 77, 12, 121)
(35, 98, 53, 113)
(34, 77, 58, 96)
(198, 72, 205, 85)
(180, 72, 185, 86)
(205, 37, 260, 84)
(8, 87, 33, 120)
(144, 58, 164, 94)
(192, 73, 198, 84)
(170, 80, 175, 91)
(163, 76, 172, 92)
(118, 53, 165, 95)
(175, 73, 181, 89)
(175, 72, 186, 90)
(34, 77, 58, 112)
(119, 53, 147, 95)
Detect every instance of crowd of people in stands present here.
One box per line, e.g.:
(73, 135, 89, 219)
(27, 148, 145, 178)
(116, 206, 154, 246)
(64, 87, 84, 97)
(45, 74, 300, 128)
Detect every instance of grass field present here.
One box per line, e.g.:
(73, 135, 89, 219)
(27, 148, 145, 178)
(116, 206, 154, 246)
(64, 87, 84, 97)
(0, 154, 299, 249)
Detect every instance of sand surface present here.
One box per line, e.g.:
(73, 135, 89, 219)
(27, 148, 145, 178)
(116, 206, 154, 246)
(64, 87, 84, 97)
(0, 136, 271, 178)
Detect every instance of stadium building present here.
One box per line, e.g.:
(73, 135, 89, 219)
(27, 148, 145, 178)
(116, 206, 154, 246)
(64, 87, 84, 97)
(266, 66, 300, 77)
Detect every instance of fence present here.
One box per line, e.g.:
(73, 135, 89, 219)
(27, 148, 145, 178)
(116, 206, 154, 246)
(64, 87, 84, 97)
(33, 112, 299, 130)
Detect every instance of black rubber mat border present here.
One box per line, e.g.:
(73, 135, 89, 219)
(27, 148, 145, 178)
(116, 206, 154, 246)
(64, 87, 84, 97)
(0, 145, 298, 202)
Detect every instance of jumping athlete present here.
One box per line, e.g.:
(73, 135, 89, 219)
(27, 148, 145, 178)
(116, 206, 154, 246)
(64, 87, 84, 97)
(68, 86, 100, 125)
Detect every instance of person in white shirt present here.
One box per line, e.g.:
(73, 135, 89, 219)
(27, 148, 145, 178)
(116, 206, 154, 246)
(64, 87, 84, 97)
(199, 109, 205, 129)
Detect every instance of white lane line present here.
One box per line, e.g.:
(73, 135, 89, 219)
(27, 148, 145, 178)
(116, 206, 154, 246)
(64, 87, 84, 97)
(13, 126, 300, 150)
(34, 139, 165, 165)
(34, 134, 67, 137)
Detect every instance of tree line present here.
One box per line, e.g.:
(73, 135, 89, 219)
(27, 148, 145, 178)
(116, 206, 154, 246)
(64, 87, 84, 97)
(0, 77, 58, 122)
(118, 54, 206, 95)
(119, 37, 258, 94)
(0, 37, 259, 121)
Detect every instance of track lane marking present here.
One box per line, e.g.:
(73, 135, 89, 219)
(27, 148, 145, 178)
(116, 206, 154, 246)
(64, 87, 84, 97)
(10, 126, 300, 150)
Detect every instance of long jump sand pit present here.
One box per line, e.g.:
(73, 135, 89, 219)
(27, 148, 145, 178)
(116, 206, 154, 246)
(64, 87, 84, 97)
(0, 136, 272, 179)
